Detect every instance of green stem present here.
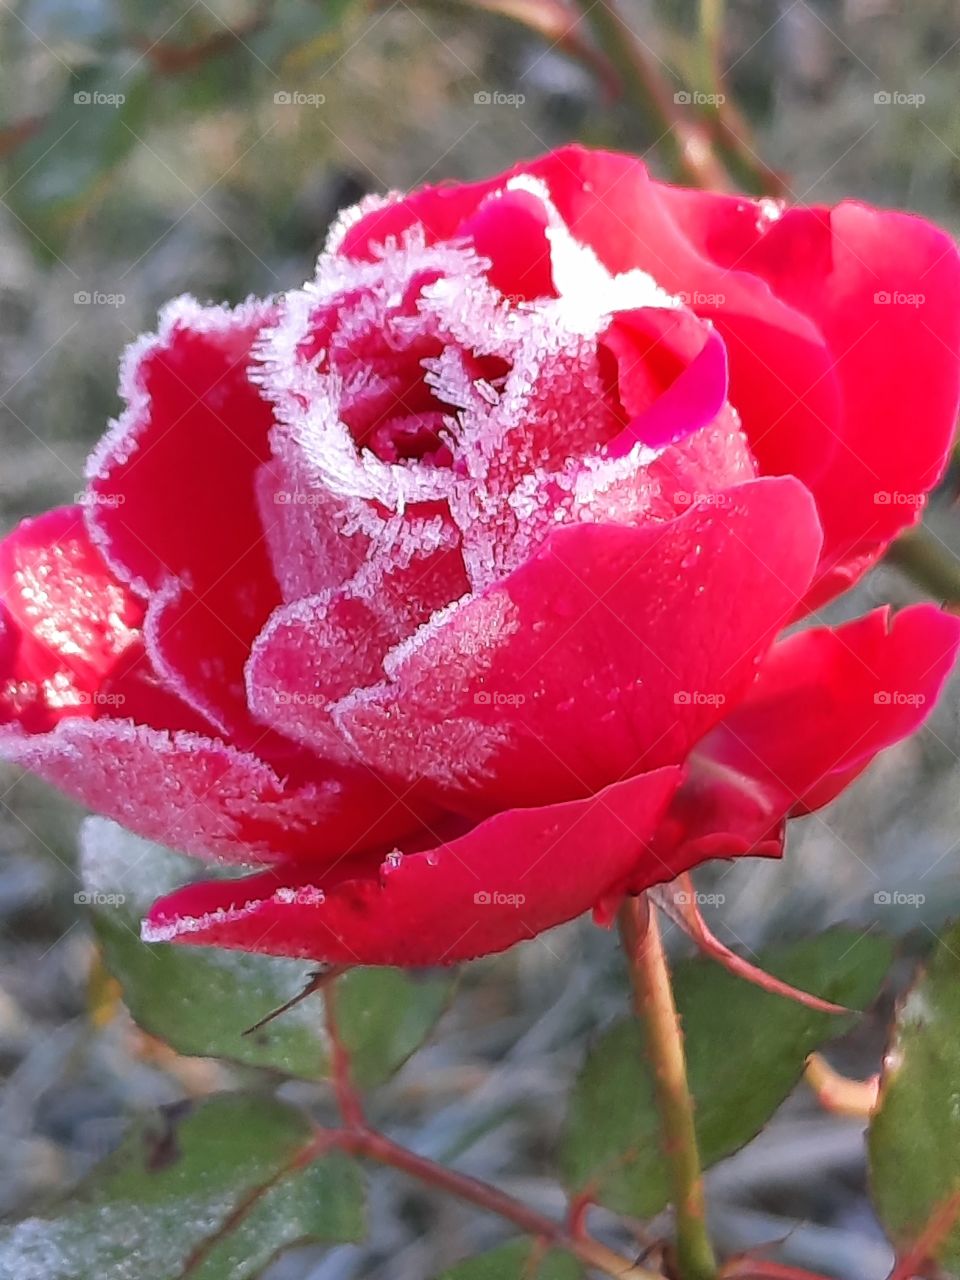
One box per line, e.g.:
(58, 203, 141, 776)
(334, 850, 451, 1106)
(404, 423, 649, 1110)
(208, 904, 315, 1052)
(886, 525, 960, 604)
(571, 0, 731, 189)
(619, 895, 717, 1280)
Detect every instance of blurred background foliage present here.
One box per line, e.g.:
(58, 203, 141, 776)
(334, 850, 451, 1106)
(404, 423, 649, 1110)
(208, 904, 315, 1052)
(2, 2, 960, 1277)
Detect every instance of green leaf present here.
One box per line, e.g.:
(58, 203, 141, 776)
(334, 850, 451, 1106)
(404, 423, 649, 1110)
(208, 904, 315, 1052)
(441, 1240, 582, 1279)
(81, 818, 455, 1083)
(869, 919, 960, 1268)
(0, 1093, 364, 1280)
(563, 930, 893, 1215)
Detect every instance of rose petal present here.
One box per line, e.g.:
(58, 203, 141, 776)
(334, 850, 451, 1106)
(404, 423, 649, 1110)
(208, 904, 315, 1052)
(247, 530, 469, 759)
(142, 765, 682, 965)
(334, 476, 822, 814)
(0, 717, 431, 866)
(657, 604, 960, 863)
(86, 297, 281, 727)
(0, 507, 142, 728)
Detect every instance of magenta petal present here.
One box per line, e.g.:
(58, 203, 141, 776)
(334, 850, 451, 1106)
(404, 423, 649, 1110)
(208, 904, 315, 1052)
(0, 717, 426, 865)
(608, 327, 728, 456)
(86, 299, 281, 729)
(336, 477, 822, 814)
(143, 766, 682, 966)
(658, 604, 960, 863)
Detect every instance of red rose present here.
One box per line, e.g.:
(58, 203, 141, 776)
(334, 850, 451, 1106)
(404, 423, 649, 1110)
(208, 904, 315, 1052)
(1, 146, 958, 966)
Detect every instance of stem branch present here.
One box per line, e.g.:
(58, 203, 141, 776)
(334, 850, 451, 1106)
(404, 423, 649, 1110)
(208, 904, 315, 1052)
(619, 895, 717, 1280)
(317, 972, 656, 1277)
(571, 0, 731, 189)
(321, 1126, 659, 1279)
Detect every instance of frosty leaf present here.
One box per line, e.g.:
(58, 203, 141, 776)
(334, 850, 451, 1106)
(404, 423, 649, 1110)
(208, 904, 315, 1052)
(869, 919, 960, 1268)
(562, 930, 892, 1215)
(81, 818, 454, 1083)
(0, 1094, 364, 1280)
(441, 1240, 582, 1278)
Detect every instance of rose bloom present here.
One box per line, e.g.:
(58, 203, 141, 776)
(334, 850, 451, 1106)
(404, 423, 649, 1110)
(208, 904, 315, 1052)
(2, 148, 959, 965)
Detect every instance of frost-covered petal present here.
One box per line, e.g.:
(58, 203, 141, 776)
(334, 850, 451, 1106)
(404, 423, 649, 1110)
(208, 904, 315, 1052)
(0, 716, 430, 865)
(247, 523, 468, 756)
(0, 507, 142, 729)
(142, 765, 682, 966)
(657, 604, 960, 863)
(86, 297, 280, 728)
(335, 477, 823, 814)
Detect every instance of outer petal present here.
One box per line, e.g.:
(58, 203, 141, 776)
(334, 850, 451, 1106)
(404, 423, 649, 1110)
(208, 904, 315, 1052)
(0, 717, 427, 866)
(657, 604, 960, 863)
(334, 477, 823, 814)
(0, 507, 142, 729)
(743, 203, 960, 600)
(86, 297, 280, 731)
(142, 766, 682, 966)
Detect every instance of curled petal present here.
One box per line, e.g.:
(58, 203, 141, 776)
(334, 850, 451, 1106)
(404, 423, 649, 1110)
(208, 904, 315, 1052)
(143, 766, 682, 966)
(657, 604, 960, 863)
(335, 477, 822, 814)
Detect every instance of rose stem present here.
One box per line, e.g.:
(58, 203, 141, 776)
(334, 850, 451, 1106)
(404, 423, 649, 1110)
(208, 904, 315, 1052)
(886, 525, 960, 605)
(570, 0, 732, 191)
(317, 973, 660, 1279)
(321, 1125, 660, 1279)
(321, 971, 365, 1129)
(618, 894, 718, 1280)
